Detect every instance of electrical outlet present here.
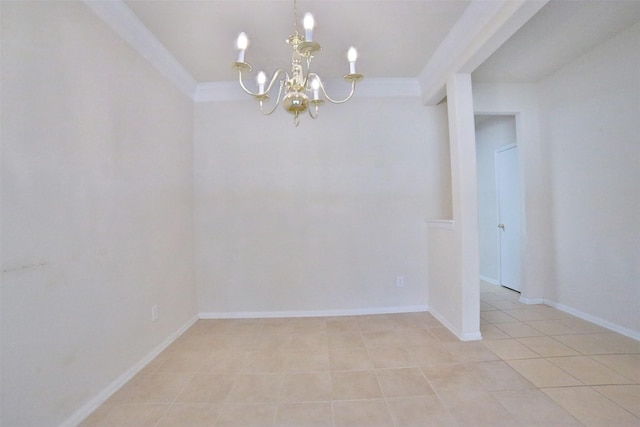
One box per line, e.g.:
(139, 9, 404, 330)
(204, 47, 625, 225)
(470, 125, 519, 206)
(396, 276, 405, 288)
(151, 305, 159, 322)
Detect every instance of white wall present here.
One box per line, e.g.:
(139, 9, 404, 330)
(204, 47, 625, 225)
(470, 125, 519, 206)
(1, 2, 197, 425)
(537, 20, 640, 335)
(194, 96, 450, 316)
(475, 116, 517, 283)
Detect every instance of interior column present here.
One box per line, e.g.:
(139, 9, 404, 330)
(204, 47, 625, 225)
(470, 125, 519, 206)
(446, 73, 481, 340)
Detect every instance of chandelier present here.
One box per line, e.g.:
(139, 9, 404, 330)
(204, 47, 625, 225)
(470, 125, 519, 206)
(231, 0, 364, 126)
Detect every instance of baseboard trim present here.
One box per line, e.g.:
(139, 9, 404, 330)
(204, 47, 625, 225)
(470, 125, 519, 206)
(480, 275, 499, 285)
(199, 305, 429, 319)
(61, 315, 199, 427)
(544, 299, 640, 342)
(459, 331, 483, 341)
(428, 308, 482, 342)
(519, 296, 544, 305)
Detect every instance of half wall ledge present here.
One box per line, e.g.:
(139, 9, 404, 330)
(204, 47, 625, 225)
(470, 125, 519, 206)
(426, 219, 455, 230)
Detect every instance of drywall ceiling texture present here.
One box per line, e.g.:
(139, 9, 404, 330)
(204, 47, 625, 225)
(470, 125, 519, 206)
(123, 0, 471, 81)
(116, 0, 640, 101)
(473, 0, 640, 83)
(193, 97, 451, 316)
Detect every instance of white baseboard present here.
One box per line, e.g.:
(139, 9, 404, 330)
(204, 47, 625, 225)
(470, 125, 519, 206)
(459, 331, 483, 341)
(480, 275, 499, 285)
(199, 305, 429, 319)
(519, 296, 544, 305)
(428, 308, 482, 342)
(544, 299, 640, 342)
(61, 315, 199, 427)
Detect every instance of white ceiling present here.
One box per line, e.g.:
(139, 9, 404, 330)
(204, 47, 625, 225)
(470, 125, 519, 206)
(473, 0, 640, 83)
(118, 0, 640, 87)
(123, 0, 471, 82)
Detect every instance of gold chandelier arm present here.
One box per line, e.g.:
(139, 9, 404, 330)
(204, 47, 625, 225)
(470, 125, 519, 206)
(308, 104, 319, 119)
(309, 73, 357, 104)
(259, 81, 286, 116)
(237, 68, 260, 97)
(264, 69, 288, 95)
(236, 68, 289, 97)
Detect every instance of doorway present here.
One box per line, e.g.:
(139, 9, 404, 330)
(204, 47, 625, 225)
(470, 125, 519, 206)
(475, 115, 522, 292)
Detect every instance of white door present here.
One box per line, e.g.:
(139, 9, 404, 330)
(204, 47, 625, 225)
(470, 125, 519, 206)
(495, 145, 522, 292)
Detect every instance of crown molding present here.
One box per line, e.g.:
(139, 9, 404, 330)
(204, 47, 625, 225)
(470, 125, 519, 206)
(194, 82, 244, 103)
(194, 78, 420, 103)
(84, 0, 198, 99)
(356, 78, 421, 98)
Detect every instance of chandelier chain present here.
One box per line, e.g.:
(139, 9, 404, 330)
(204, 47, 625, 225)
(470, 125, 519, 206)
(293, 0, 299, 36)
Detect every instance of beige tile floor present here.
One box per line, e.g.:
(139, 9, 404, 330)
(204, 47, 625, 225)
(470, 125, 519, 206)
(81, 282, 640, 426)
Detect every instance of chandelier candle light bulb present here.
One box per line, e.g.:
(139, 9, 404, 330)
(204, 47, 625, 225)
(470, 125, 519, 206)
(303, 13, 314, 41)
(236, 32, 248, 62)
(257, 71, 266, 94)
(311, 78, 320, 100)
(348, 47, 358, 74)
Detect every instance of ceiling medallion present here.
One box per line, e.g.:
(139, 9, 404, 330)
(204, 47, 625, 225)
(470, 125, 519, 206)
(232, 0, 363, 126)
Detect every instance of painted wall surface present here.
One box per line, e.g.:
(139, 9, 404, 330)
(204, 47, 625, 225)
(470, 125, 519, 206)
(1, 2, 197, 425)
(194, 97, 450, 315)
(537, 20, 640, 334)
(475, 116, 517, 283)
(426, 225, 461, 333)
